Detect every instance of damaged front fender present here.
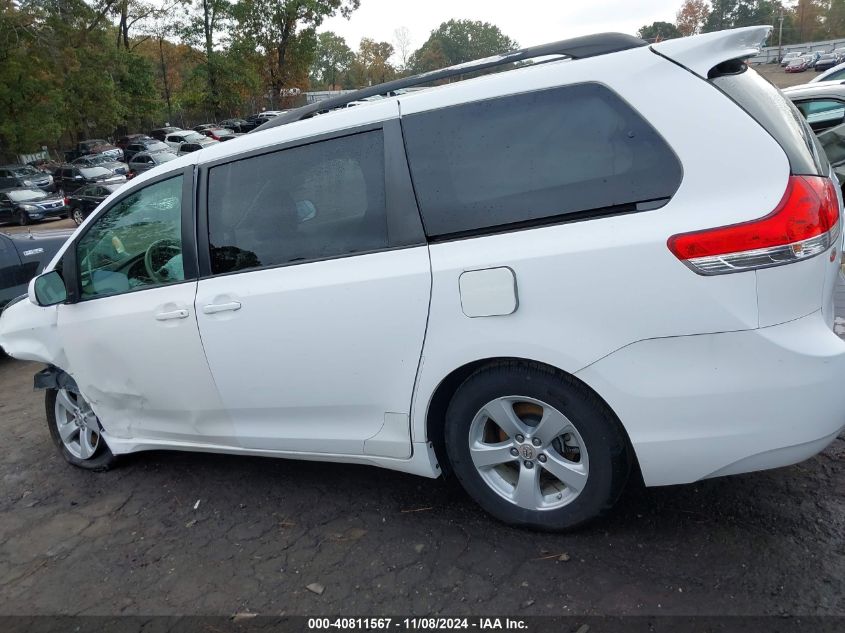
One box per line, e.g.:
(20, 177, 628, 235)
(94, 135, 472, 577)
(34, 365, 79, 393)
(0, 294, 68, 367)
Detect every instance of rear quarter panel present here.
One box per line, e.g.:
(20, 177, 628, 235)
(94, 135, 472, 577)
(404, 46, 790, 443)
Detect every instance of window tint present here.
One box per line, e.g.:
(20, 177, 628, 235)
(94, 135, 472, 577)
(207, 130, 387, 275)
(76, 176, 184, 299)
(713, 69, 828, 176)
(402, 83, 682, 238)
(795, 98, 845, 130)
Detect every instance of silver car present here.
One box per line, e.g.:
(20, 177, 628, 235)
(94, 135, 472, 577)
(127, 151, 178, 175)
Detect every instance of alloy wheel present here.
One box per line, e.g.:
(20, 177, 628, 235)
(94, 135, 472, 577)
(468, 396, 589, 511)
(54, 389, 100, 460)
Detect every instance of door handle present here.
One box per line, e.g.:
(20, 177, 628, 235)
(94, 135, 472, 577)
(155, 309, 189, 321)
(202, 301, 242, 315)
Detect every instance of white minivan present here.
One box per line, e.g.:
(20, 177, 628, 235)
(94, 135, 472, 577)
(2, 26, 844, 530)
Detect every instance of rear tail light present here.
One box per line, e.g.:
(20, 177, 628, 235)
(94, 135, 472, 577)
(668, 175, 841, 275)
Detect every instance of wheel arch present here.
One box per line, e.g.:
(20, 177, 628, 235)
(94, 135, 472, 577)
(34, 364, 79, 394)
(422, 356, 639, 479)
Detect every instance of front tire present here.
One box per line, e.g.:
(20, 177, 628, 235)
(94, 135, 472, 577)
(46, 388, 117, 471)
(17, 211, 30, 226)
(444, 362, 631, 531)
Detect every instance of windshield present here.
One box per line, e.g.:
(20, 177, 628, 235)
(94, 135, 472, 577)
(182, 132, 205, 143)
(11, 166, 40, 176)
(77, 155, 108, 165)
(8, 189, 48, 202)
(79, 166, 112, 179)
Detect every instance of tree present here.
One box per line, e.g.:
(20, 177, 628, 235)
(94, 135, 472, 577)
(114, 0, 157, 50)
(793, 0, 825, 41)
(179, 0, 234, 119)
(637, 21, 682, 41)
(348, 38, 395, 86)
(393, 26, 412, 71)
(828, 0, 845, 38)
(311, 31, 353, 89)
(734, 0, 778, 28)
(676, 0, 710, 36)
(233, 0, 359, 104)
(408, 19, 518, 73)
(702, 0, 739, 32)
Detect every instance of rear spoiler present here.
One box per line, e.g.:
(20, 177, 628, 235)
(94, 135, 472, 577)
(651, 26, 772, 78)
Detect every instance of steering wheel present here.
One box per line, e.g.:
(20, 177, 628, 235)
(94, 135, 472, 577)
(144, 238, 182, 284)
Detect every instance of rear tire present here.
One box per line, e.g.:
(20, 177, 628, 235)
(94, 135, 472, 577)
(71, 207, 85, 226)
(444, 361, 631, 531)
(46, 388, 117, 471)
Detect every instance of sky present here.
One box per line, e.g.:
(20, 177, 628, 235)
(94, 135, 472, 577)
(319, 0, 681, 58)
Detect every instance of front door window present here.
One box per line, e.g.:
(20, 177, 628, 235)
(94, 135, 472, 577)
(76, 176, 184, 299)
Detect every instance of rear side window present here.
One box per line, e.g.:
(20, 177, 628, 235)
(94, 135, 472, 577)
(207, 130, 387, 275)
(712, 68, 829, 175)
(402, 83, 682, 238)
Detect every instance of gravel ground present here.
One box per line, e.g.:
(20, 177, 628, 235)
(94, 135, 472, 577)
(755, 62, 817, 88)
(0, 350, 843, 617)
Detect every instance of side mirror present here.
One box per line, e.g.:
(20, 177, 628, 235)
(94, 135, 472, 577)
(30, 270, 67, 306)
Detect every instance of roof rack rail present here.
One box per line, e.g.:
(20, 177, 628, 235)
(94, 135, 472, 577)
(253, 32, 647, 132)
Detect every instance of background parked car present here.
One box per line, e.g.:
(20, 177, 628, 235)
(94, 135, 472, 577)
(65, 139, 123, 162)
(786, 55, 815, 72)
(127, 150, 178, 175)
(164, 130, 217, 151)
(53, 165, 126, 194)
(0, 164, 55, 192)
(124, 138, 170, 161)
(116, 134, 153, 150)
(815, 48, 845, 71)
(28, 159, 61, 175)
(71, 154, 129, 176)
(781, 50, 805, 66)
(783, 81, 845, 133)
(0, 227, 75, 309)
(0, 188, 67, 226)
(149, 127, 182, 141)
(199, 127, 236, 141)
(176, 142, 205, 156)
(193, 123, 217, 132)
(65, 183, 123, 225)
(219, 118, 255, 133)
(811, 60, 845, 82)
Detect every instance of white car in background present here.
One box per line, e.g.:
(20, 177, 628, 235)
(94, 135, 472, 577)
(163, 131, 218, 152)
(812, 60, 845, 82)
(2, 26, 844, 531)
(781, 50, 805, 66)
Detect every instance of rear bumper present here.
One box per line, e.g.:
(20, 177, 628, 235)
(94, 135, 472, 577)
(576, 310, 845, 486)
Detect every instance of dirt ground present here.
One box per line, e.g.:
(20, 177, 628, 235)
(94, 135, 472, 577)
(0, 350, 843, 616)
(755, 62, 818, 89)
